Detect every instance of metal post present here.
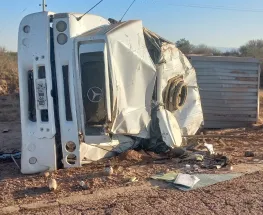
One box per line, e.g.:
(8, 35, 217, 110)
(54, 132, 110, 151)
(41, 0, 47, 11)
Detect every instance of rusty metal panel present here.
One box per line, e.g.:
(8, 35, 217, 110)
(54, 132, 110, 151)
(188, 56, 260, 128)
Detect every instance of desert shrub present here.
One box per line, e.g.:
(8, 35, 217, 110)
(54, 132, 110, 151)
(0, 47, 18, 94)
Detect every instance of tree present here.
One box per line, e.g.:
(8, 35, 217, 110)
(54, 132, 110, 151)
(222, 49, 240, 57)
(192, 44, 222, 56)
(176, 38, 193, 54)
(239, 39, 263, 58)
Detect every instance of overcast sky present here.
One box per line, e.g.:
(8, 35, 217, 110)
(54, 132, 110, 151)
(0, 0, 263, 51)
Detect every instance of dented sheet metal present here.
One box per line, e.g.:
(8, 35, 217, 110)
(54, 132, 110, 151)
(76, 21, 203, 162)
(157, 108, 182, 147)
(106, 21, 157, 138)
(144, 30, 203, 135)
(80, 135, 138, 163)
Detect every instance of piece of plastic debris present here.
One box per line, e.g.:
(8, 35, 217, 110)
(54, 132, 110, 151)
(204, 143, 215, 155)
(202, 154, 229, 169)
(185, 164, 191, 169)
(253, 159, 260, 162)
(182, 153, 204, 161)
(48, 179, 57, 191)
(79, 181, 85, 187)
(79, 181, 88, 189)
(174, 173, 200, 188)
(244, 151, 254, 157)
(129, 176, 138, 182)
(151, 171, 178, 181)
(104, 166, 114, 176)
(195, 154, 204, 161)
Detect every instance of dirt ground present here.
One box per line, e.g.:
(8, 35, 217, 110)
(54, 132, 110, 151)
(1, 92, 263, 214)
(19, 171, 263, 215)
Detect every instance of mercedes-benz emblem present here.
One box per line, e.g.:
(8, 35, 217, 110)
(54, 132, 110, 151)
(87, 87, 103, 103)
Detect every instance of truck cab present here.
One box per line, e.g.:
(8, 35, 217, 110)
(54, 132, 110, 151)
(18, 11, 203, 174)
(18, 12, 110, 173)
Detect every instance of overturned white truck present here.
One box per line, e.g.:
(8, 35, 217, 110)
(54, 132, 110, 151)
(18, 11, 203, 174)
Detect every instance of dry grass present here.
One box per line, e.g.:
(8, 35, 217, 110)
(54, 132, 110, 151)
(0, 47, 18, 95)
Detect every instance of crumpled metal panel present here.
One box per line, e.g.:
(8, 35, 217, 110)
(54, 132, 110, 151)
(188, 56, 260, 128)
(106, 21, 157, 138)
(77, 21, 203, 159)
(157, 108, 182, 147)
(157, 44, 204, 135)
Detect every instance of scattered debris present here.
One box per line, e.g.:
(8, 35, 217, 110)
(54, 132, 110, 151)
(195, 154, 204, 161)
(176, 173, 243, 191)
(204, 143, 215, 155)
(104, 161, 114, 176)
(182, 153, 204, 161)
(202, 154, 229, 169)
(174, 173, 200, 189)
(151, 171, 178, 181)
(79, 181, 88, 189)
(129, 176, 138, 183)
(48, 179, 57, 191)
(124, 176, 139, 186)
(0, 151, 21, 161)
(151, 171, 242, 191)
(245, 151, 255, 157)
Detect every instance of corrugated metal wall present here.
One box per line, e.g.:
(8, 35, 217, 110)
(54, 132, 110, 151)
(188, 56, 260, 128)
